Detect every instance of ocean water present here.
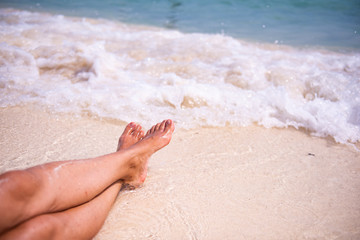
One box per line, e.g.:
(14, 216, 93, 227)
(0, 1, 359, 144)
(1, 0, 359, 49)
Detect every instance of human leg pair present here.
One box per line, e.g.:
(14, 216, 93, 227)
(0, 120, 175, 239)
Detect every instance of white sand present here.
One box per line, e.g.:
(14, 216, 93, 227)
(1, 105, 359, 239)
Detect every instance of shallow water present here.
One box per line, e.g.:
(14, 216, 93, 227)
(0, 8, 360, 144)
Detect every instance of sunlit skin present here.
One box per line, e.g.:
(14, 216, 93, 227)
(0, 119, 175, 240)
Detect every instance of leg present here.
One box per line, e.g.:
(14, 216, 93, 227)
(1, 121, 147, 240)
(0, 181, 123, 240)
(0, 120, 175, 234)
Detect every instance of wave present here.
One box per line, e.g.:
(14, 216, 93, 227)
(1, 9, 359, 144)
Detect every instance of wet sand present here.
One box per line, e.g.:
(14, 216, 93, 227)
(1, 105, 359, 239)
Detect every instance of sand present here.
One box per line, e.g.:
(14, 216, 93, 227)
(1, 105, 359, 240)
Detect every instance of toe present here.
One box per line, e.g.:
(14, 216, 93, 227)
(159, 120, 166, 131)
(134, 125, 142, 139)
(139, 130, 145, 139)
(130, 123, 139, 135)
(124, 122, 135, 135)
(165, 119, 174, 132)
(135, 124, 142, 134)
(155, 123, 162, 131)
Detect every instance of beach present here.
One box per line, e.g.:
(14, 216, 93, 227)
(1, 2, 360, 238)
(1, 105, 359, 239)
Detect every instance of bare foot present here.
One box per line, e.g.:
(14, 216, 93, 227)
(142, 119, 175, 154)
(121, 119, 175, 187)
(117, 122, 145, 151)
(116, 122, 147, 189)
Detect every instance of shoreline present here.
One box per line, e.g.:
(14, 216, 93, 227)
(1, 105, 359, 239)
(1, 7, 359, 146)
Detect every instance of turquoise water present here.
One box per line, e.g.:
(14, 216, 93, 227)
(1, 0, 359, 49)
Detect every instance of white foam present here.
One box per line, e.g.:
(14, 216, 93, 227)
(1, 9, 359, 144)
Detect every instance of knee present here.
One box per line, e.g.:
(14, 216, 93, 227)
(0, 170, 43, 231)
(25, 215, 60, 240)
(1, 170, 42, 200)
(0, 214, 59, 240)
(22, 215, 60, 240)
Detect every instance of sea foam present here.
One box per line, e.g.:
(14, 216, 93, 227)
(0, 9, 359, 144)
